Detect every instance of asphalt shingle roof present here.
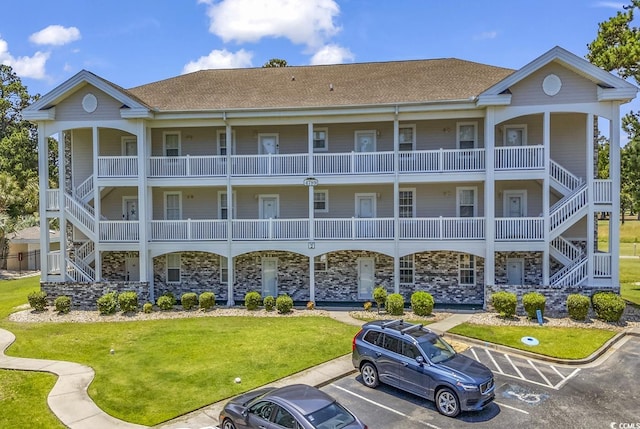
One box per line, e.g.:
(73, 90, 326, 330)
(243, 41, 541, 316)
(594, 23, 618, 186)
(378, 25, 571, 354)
(126, 58, 515, 112)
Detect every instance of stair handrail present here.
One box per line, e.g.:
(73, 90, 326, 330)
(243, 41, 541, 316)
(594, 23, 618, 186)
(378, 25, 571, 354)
(550, 236, 583, 263)
(76, 241, 95, 263)
(64, 192, 95, 235)
(550, 184, 588, 231)
(66, 258, 93, 282)
(550, 257, 587, 286)
(75, 175, 94, 201)
(550, 160, 583, 192)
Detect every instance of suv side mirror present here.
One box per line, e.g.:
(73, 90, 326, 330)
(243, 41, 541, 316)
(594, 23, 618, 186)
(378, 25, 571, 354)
(415, 355, 425, 365)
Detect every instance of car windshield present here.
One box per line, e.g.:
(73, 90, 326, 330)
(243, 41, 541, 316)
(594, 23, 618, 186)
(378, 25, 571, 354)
(306, 401, 355, 429)
(418, 334, 456, 364)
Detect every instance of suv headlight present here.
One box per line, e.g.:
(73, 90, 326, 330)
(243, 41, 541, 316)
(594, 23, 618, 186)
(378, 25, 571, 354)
(456, 381, 479, 391)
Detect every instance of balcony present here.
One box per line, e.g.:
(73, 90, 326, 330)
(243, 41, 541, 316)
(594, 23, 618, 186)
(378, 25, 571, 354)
(495, 217, 544, 241)
(92, 146, 546, 179)
(99, 221, 140, 242)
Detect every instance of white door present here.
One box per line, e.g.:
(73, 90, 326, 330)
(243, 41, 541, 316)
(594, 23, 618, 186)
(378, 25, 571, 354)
(506, 259, 524, 285)
(504, 191, 526, 217)
(355, 131, 376, 152)
(259, 134, 278, 154)
(124, 198, 139, 220)
(260, 196, 278, 219)
(123, 138, 137, 156)
(357, 257, 375, 299)
(125, 256, 140, 281)
(356, 195, 375, 218)
(262, 257, 278, 297)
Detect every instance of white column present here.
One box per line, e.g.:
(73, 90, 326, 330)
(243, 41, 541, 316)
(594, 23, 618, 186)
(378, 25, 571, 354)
(542, 111, 550, 285)
(38, 123, 49, 280)
(226, 123, 235, 306)
(58, 129, 68, 280)
(586, 114, 595, 284)
(393, 115, 400, 294)
(309, 256, 315, 303)
(137, 120, 149, 282)
(92, 127, 101, 280)
(484, 108, 496, 296)
(610, 105, 621, 288)
(146, 129, 155, 300)
(307, 122, 315, 242)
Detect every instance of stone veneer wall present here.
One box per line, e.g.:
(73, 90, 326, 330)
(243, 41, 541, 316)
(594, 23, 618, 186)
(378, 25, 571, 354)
(399, 252, 485, 305)
(41, 281, 150, 309)
(485, 283, 620, 317)
(495, 252, 542, 285)
(154, 251, 228, 301)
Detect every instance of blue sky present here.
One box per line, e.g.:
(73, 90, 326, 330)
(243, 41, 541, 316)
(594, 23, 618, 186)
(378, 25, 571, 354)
(0, 1, 634, 102)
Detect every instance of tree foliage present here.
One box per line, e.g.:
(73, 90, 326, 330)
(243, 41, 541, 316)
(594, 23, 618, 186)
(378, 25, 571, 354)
(262, 58, 288, 68)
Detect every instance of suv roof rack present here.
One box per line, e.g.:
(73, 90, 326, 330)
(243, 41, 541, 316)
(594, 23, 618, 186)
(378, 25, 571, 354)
(400, 324, 423, 335)
(381, 319, 403, 329)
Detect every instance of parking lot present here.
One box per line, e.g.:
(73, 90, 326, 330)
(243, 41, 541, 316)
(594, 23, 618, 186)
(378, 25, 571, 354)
(320, 336, 640, 429)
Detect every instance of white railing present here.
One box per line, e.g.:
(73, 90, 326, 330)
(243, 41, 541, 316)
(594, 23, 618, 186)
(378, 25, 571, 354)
(233, 219, 309, 240)
(397, 148, 485, 173)
(99, 221, 139, 242)
(64, 193, 95, 234)
(495, 145, 544, 170)
(550, 258, 587, 286)
(72, 257, 95, 280)
(149, 155, 228, 177)
(47, 251, 61, 274)
(314, 218, 395, 239)
(46, 189, 60, 210)
(550, 185, 588, 232)
(75, 175, 94, 201)
(151, 219, 228, 241)
(314, 152, 394, 175)
(399, 217, 485, 239)
(550, 236, 582, 262)
(594, 179, 613, 204)
(98, 156, 138, 177)
(495, 217, 544, 240)
(550, 160, 583, 191)
(593, 253, 612, 278)
(66, 259, 93, 282)
(76, 241, 95, 263)
(231, 154, 308, 176)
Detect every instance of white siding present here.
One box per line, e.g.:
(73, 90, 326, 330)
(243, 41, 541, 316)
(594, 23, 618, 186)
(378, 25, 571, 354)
(550, 113, 587, 179)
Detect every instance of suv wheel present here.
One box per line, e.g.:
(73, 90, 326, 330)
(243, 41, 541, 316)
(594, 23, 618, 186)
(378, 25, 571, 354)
(360, 362, 379, 388)
(435, 387, 460, 417)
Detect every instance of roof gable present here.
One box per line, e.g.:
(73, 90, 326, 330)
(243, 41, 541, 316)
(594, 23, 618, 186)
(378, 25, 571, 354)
(478, 46, 637, 105)
(23, 70, 152, 120)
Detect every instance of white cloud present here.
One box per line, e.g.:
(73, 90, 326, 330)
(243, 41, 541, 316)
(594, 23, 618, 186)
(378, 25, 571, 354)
(0, 38, 49, 79)
(182, 48, 253, 73)
(310, 44, 354, 65)
(592, 1, 626, 9)
(473, 31, 498, 41)
(202, 0, 341, 48)
(29, 25, 81, 46)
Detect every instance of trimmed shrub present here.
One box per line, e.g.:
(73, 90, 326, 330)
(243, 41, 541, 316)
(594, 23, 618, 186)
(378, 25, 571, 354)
(199, 292, 215, 310)
(245, 291, 262, 310)
(157, 295, 175, 311)
(386, 293, 405, 316)
(522, 292, 546, 319)
(97, 291, 118, 315)
(276, 294, 294, 314)
(491, 291, 517, 318)
(373, 286, 388, 313)
(118, 291, 139, 313)
(181, 292, 198, 310)
(28, 291, 48, 311)
(363, 301, 373, 312)
(567, 294, 590, 321)
(54, 295, 71, 314)
(143, 302, 153, 314)
(411, 291, 434, 317)
(592, 292, 625, 322)
(264, 295, 276, 311)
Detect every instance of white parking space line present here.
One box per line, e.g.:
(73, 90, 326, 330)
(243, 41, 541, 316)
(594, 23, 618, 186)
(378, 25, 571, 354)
(505, 354, 524, 379)
(550, 365, 566, 380)
(527, 359, 552, 387)
(330, 384, 443, 429)
(493, 401, 530, 415)
(555, 368, 581, 389)
(485, 348, 504, 373)
(471, 348, 480, 362)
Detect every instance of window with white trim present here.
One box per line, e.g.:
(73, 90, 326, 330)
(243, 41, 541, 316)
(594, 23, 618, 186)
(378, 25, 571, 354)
(313, 128, 328, 152)
(164, 192, 181, 220)
(315, 254, 328, 272)
(220, 256, 228, 283)
(399, 255, 414, 284)
(457, 122, 477, 149)
(217, 130, 236, 155)
(314, 190, 329, 213)
(167, 253, 181, 283)
(218, 191, 236, 219)
(121, 136, 137, 156)
(459, 254, 475, 285)
(163, 131, 181, 156)
(399, 125, 416, 151)
(457, 187, 477, 218)
(503, 124, 527, 146)
(398, 188, 415, 218)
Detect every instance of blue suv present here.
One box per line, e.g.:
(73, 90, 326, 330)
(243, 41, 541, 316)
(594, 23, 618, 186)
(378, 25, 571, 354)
(352, 319, 495, 417)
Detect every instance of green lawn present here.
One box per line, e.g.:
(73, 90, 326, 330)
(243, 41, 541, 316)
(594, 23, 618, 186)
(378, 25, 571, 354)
(449, 323, 616, 359)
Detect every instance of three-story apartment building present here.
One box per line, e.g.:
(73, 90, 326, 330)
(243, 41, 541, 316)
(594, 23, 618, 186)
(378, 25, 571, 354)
(25, 46, 637, 311)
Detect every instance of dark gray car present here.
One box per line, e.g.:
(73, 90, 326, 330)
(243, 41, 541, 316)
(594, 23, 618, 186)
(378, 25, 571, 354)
(218, 383, 367, 429)
(352, 319, 495, 417)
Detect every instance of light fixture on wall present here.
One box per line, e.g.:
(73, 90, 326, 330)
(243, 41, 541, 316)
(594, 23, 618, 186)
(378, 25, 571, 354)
(443, 191, 451, 197)
(376, 130, 381, 137)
